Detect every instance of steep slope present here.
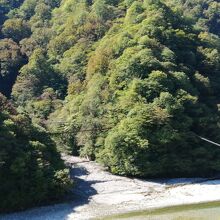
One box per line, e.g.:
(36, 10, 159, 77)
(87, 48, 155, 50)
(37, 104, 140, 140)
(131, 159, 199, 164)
(0, 0, 24, 27)
(49, 0, 220, 177)
(1, 0, 220, 177)
(0, 93, 72, 212)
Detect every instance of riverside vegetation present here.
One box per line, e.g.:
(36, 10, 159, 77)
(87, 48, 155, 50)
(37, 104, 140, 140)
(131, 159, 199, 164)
(1, 0, 220, 213)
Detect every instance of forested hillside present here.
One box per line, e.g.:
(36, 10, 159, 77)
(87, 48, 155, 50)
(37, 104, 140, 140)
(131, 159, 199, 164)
(0, 94, 72, 212)
(1, 1, 220, 211)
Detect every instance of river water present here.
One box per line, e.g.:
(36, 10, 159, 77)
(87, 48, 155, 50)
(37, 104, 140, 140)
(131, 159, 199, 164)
(107, 201, 220, 220)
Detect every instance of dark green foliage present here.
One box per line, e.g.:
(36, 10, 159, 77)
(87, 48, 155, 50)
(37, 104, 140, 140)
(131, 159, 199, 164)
(12, 48, 67, 104)
(0, 0, 24, 27)
(46, 0, 220, 178)
(0, 38, 26, 97)
(2, 0, 220, 191)
(0, 93, 72, 213)
(2, 18, 31, 42)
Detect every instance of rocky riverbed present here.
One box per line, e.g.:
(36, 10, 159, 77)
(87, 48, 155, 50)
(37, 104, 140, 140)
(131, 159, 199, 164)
(2, 155, 220, 220)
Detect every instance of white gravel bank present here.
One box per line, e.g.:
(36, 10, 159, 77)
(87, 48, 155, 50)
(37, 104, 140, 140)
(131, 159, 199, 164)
(1, 155, 220, 220)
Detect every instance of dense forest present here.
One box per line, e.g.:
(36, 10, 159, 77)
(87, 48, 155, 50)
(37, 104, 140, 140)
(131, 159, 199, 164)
(1, 0, 220, 212)
(0, 94, 72, 212)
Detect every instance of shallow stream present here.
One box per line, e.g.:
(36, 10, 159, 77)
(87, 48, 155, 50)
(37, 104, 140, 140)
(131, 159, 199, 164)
(107, 201, 220, 220)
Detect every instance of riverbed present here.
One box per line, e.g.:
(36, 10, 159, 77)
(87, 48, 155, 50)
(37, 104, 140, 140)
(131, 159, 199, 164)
(1, 155, 220, 220)
(107, 201, 220, 220)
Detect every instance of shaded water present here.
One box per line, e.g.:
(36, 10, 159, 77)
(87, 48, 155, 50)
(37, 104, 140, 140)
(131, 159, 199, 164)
(106, 201, 220, 220)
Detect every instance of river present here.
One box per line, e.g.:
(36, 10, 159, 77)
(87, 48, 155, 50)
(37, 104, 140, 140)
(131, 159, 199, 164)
(107, 201, 220, 220)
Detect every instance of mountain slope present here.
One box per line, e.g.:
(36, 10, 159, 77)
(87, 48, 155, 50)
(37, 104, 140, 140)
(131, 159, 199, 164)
(1, 0, 220, 178)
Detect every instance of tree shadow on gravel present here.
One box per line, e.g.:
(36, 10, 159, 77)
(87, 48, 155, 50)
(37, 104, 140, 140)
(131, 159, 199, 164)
(0, 165, 105, 220)
(69, 165, 107, 199)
